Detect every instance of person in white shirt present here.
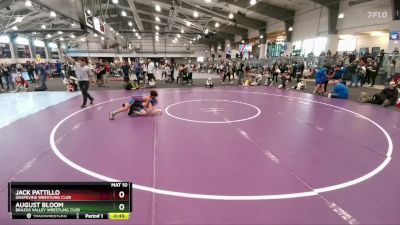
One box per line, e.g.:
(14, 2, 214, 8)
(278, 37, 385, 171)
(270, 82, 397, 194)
(147, 59, 155, 81)
(63, 52, 94, 108)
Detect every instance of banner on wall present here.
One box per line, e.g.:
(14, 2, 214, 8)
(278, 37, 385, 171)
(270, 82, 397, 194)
(17, 44, 31, 58)
(0, 43, 11, 58)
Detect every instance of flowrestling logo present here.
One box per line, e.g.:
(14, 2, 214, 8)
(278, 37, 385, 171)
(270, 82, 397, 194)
(367, 11, 388, 18)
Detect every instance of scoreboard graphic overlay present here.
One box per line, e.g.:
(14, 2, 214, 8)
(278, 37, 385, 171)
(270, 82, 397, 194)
(8, 182, 132, 220)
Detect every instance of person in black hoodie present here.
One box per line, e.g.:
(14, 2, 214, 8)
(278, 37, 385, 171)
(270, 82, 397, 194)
(370, 81, 398, 107)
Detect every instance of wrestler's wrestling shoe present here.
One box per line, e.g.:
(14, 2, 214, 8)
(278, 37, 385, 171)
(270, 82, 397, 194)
(109, 112, 115, 120)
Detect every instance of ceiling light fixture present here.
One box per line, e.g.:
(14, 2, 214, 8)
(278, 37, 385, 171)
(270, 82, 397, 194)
(181, 29, 184, 33)
(60, 37, 64, 41)
(41, 24, 46, 29)
(250, 0, 256, 5)
(112, 0, 118, 4)
(25, 0, 32, 7)
(193, 11, 198, 18)
(70, 34, 75, 38)
(155, 25, 160, 30)
(101, 36, 105, 40)
(155, 4, 161, 12)
(155, 16, 160, 22)
(204, 29, 208, 34)
(288, 26, 293, 31)
(71, 23, 76, 27)
(241, 40, 244, 43)
(15, 16, 23, 23)
(12, 26, 18, 30)
(50, 11, 56, 17)
(229, 13, 234, 19)
(94, 33, 98, 37)
(46, 34, 52, 38)
(177, 34, 181, 38)
(132, 28, 136, 32)
(121, 10, 127, 17)
(205, 0, 211, 2)
(128, 21, 133, 26)
(186, 21, 191, 26)
(215, 22, 219, 28)
(338, 13, 344, 19)
(58, 31, 63, 34)
(260, 35, 263, 38)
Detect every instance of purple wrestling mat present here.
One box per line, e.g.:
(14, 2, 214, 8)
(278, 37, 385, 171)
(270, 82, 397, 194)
(1, 86, 400, 224)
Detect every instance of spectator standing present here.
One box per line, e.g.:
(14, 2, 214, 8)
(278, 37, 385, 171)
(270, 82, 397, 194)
(26, 61, 35, 83)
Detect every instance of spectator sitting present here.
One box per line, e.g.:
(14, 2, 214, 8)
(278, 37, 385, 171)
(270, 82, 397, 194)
(328, 80, 348, 99)
(360, 81, 398, 107)
(15, 75, 29, 92)
(66, 77, 78, 92)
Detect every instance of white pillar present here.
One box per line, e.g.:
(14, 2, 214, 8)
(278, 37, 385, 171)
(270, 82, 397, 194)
(224, 39, 231, 58)
(326, 34, 339, 53)
(9, 36, 17, 60)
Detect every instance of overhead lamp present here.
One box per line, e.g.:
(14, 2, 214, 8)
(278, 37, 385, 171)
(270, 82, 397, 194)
(190, 40, 192, 44)
(60, 37, 64, 41)
(229, 13, 234, 19)
(260, 35, 263, 38)
(204, 29, 208, 34)
(155, 4, 161, 12)
(215, 22, 219, 28)
(338, 13, 344, 19)
(46, 34, 52, 38)
(71, 23, 76, 27)
(135, 32, 139, 36)
(132, 28, 136, 32)
(25, 0, 32, 7)
(155, 32, 159, 35)
(112, 0, 119, 4)
(205, 0, 211, 2)
(155, 16, 160, 22)
(250, 0, 256, 5)
(227, 44, 230, 47)
(241, 40, 244, 43)
(80, 37, 85, 42)
(218, 46, 221, 50)
(50, 11, 56, 17)
(116, 32, 119, 35)
(121, 36, 124, 39)
(155, 25, 160, 30)
(128, 21, 133, 26)
(15, 16, 23, 23)
(58, 31, 63, 34)
(186, 21, 191, 26)
(110, 27, 114, 31)
(177, 34, 181, 38)
(121, 10, 127, 17)
(193, 11, 198, 18)
(41, 24, 46, 29)
(70, 34, 75, 38)
(12, 26, 18, 30)
(197, 34, 201, 39)
(288, 26, 293, 31)
(86, 9, 92, 15)
(94, 33, 98, 37)
(181, 29, 184, 33)
(101, 36, 105, 40)
(138, 36, 141, 39)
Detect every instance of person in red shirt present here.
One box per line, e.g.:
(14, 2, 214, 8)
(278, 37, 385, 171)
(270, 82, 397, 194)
(15, 75, 29, 92)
